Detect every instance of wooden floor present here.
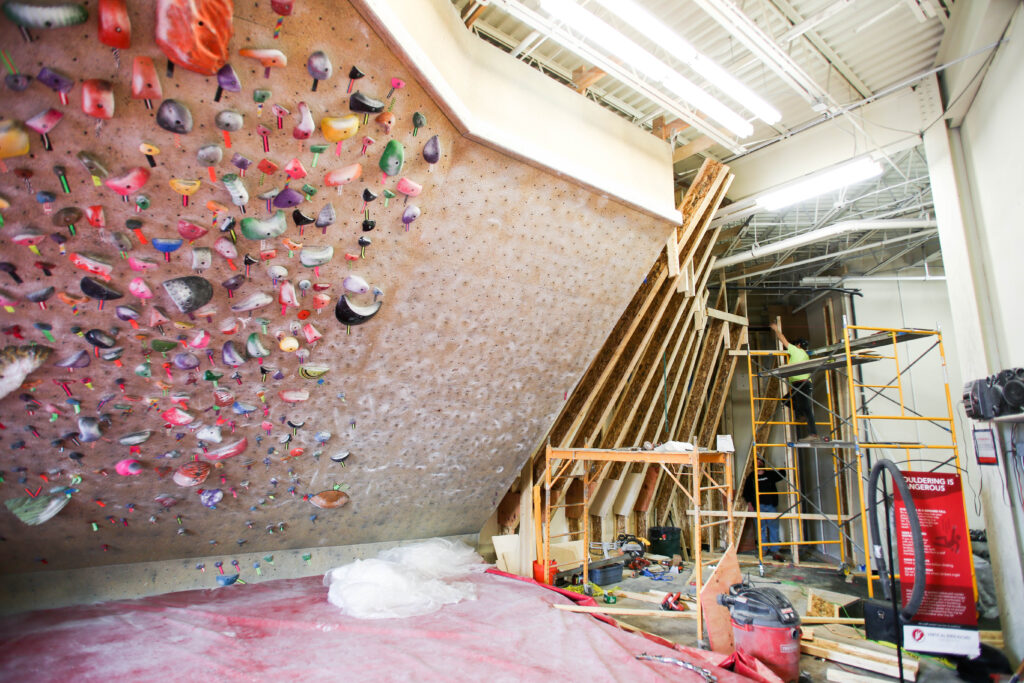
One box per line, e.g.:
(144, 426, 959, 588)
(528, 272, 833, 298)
(575, 550, 991, 682)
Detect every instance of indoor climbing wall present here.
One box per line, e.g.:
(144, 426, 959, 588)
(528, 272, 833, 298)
(0, 0, 672, 577)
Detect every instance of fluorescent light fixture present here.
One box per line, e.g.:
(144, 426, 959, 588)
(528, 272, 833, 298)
(691, 0, 829, 106)
(588, 0, 781, 125)
(538, 0, 753, 137)
(756, 158, 883, 211)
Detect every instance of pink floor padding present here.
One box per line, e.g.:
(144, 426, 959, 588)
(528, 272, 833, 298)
(0, 570, 765, 682)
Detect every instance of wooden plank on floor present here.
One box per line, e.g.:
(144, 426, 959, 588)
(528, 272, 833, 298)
(801, 643, 917, 680)
(553, 604, 696, 618)
(825, 669, 894, 683)
(608, 589, 672, 605)
(811, 636, 918, 668)
(802, 617, 865, 625)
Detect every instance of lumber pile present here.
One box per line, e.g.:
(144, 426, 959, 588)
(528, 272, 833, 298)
(801, 634, 920, 680)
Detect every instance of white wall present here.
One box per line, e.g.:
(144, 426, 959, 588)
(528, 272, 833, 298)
(725, 87, 927, 201)
(846, 279, 983, 528)
(958, 21, 1024, 368)
(354, 0, 679, 223)
(928, 3, 1024, 661)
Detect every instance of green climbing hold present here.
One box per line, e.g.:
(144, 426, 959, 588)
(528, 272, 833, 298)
(379, 139, 404, 178)
(151, 339, 178, 353)
(240, 210, 287, 240)
(5, 495, 69, 525)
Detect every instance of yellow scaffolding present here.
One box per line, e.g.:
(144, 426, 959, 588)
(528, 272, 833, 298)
(841, 325, 973, 599)
(746, 325, 971, 597)
(536, 445, 732, 637)
(745, 350, 856, 569)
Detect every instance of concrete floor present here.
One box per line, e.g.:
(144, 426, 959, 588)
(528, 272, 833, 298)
(585, 552, 970, 682)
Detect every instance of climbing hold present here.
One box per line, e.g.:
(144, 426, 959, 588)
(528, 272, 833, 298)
(155, 0, 233, 76)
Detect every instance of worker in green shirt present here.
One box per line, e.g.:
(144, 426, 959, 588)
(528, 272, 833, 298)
(770, 322, 819, 441)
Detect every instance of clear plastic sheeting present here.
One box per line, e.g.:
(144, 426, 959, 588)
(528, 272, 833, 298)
(653, 440, 695, 452)
(324, 538, 488, 619)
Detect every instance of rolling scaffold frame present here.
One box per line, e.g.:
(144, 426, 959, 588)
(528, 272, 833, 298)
(536, 445, 733, 637)
(746, 348, 858, 571)
(750, 324, 972, 598)
(840, 324, 974, 600)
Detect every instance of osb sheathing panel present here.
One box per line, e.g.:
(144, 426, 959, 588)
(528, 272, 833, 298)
(0, 1, 671, 573)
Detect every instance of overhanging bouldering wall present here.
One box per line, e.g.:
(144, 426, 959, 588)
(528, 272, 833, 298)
(0, 0, 673, 581)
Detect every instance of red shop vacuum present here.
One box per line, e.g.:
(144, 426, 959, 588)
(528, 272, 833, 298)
(718, 581, 802, 683)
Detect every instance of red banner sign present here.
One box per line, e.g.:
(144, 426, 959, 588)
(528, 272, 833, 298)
(894, 471, 979, 656)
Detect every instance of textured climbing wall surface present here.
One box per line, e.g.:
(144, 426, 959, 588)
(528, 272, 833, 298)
(0, 0, 671, 575)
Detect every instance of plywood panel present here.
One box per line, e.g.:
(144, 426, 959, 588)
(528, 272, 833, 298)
(699, 543, 742, 653)
(0, 1, 671, 574)
(612, 471, 646, 516)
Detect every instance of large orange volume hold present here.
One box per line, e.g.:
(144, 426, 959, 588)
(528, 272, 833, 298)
(155, 0, 234, 76)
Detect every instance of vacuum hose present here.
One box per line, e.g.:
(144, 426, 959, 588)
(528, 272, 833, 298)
(867, 459, 926, 623)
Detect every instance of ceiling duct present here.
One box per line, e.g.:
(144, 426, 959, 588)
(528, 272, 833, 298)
(713, 218, 937, 270)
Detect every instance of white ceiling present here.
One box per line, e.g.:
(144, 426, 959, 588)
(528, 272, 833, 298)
(450, 0, 955, 297)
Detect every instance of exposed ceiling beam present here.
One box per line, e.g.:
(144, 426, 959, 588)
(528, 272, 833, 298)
(469, 18, 646, 121)
(691, 0, 832, 106)
(672, 135, 716, 164)
(571, 65, 605, 93)
(652, 115, 690, 141)
(489, 0, 747, 153)
(779, 0, 859, 43)
(863, 235, 937, 274)
(768, 0, 873, 98)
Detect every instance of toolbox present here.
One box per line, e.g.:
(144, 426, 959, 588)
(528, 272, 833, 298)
(587, 562, 623, 586)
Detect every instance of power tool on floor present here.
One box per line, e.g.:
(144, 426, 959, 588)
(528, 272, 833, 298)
(718, 581, 802, 683)
(616, 533, 649, 558)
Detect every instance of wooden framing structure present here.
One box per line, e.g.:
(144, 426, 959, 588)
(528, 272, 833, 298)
(495, 158, 744, 598)
(538, 445, 733, 639)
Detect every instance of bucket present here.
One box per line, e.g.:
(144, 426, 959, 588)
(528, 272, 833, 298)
(532, 559, 558, 584)
(648, 526, 681, 557)
(721, 583, 802, 683)
(732, 619, 801, 683)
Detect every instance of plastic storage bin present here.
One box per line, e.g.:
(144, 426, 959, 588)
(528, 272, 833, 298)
(588, 562, 623, 586)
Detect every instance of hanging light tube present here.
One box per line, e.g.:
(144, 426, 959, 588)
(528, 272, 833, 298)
(588, 0, 781, 125)
(755, 158, 883, 211)
(536, 0, 754, 138)
(489, 0, 746, 152)
(690, 0, 829, 106)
